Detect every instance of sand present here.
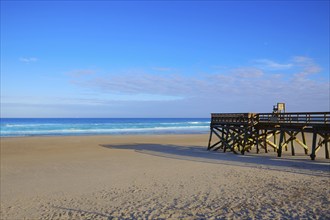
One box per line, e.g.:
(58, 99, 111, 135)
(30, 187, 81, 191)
(1, 134, 329, 219)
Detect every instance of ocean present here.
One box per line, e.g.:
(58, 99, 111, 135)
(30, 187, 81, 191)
(0, 118, 210, 137)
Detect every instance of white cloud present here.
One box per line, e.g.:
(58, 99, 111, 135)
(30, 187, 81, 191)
(254, 59, 293, 70)
(291, 56, 322, 75)
(151, 67, 174, 72)
(19, 57, 38, 63)
(292, 56, 312, 63)
(4, 55, 328, 118)
(67, 69, 97, 77)
(66, 56, 329, 112)
(72, 66, 326, 99)
(230, 67, 264, 78)
(254, 56, 322, 76)
(74, 74, 194, 96)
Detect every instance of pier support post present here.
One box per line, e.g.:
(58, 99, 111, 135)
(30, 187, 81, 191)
(273, 131, 277, 152)
(325, 136, 329, 159)
(310, 131, 317, 160)
(277, 131, 284, 157)
(207, 128, 213, 150)
(256, 129, 259, 154)
(290, 131, 295, 156)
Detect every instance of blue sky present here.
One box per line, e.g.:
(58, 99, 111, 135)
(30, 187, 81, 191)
(1, 1, 329, 117)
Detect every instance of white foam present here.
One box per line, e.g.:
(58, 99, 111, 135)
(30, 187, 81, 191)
(0, 125, 209, 136)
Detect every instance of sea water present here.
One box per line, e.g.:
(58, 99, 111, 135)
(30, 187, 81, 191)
(0, 118, 210, 137)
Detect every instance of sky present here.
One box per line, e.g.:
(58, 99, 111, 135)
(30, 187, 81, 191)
(1, 0, 329, 118)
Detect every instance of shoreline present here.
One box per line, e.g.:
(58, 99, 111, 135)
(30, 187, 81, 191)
(1, 134, 329, 219)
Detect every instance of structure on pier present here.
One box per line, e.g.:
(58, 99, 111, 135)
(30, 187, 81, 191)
(207, 105, 330, 160)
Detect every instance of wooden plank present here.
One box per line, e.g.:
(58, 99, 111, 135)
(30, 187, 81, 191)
(294, 138, 308, 152)
(290, 131, 295, 156)
(266, 139, 277, 150)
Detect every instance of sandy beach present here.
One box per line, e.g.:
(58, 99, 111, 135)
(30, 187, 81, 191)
(1, 134, 329, 219)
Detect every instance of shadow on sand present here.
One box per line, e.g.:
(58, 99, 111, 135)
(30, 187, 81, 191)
(101, 143, 330, 177)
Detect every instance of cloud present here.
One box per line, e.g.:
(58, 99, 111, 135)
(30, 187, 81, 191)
(254, 56, 322, 76)
(254, 59, 293, 70)
(75, 74, 193, 96)
(4, 55, 328, 118)
(230, 67, 264, 78)
(19, 57, 38, 63)
(72, 66, 325, 98)
(151, 67, 174, 72)
(291, 56, 312, 63)
(67, 56, 329, 112)
(291, 56, 322, 75)
(67, 69, 97, 77)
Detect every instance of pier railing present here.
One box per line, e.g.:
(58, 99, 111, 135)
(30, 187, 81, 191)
(211, 113, 257, 125)
(211, 112, 330, 125)
(257, 112, 330, 125)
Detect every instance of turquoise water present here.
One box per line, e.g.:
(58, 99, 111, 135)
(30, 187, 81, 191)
(0, 118, 210, 137)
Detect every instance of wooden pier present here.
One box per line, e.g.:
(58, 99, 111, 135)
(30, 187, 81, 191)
(207, 112, 330, 160)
